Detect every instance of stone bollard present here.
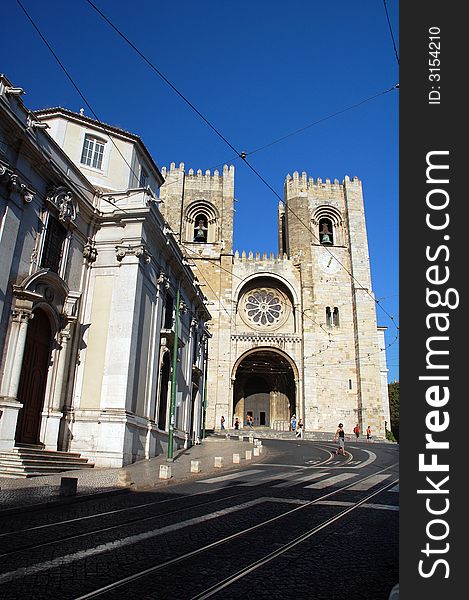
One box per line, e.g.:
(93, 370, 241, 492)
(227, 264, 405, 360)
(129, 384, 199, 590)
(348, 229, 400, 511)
(159, 464, 172, 479)
(249, 435, 254, 444)
(117, 470, 132, 487)
(214, 456, 223, 468)
(191, 460, 201, 473)
(238, 435, 244, 441)
(233, 453, 240, 464)
(245, 450, 252, 460)
(253, 447, 260, 457)
(60, 476, 78, 497)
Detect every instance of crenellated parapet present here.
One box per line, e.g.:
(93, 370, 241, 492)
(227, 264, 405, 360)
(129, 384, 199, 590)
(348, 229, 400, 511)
(284, 171, 361, 197)
(234, 250, 290, 263)
(160, 162, 234, 193)
(184, 164, 235, 199)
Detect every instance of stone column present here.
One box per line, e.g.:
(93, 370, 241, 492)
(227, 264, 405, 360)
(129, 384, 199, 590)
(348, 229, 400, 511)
(144, 273, 168, 459)
(0, 305, 33, 449)
(0, 306, 33, 399)
(42, 325, 72, 449)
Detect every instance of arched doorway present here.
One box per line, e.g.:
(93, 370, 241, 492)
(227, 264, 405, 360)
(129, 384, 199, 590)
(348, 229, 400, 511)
(233, 349, 297, 428)
(15, 308, 53, 445)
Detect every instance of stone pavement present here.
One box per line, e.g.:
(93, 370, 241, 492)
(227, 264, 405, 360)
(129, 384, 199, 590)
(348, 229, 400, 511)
(0, 433, 270, 513)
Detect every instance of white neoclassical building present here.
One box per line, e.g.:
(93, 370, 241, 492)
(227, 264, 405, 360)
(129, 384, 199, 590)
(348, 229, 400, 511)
(0, 75, 211, 470)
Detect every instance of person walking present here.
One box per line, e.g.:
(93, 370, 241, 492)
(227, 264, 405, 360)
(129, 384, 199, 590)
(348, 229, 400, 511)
(366, 425, 372, 441)
(296, 418, 304, 439)
(290, 414, 297, 432)
(353, 423, 360, 439)
(234, 417, 240, 430)
(333, 423, 346, 456)
(221, 415, 225, 430)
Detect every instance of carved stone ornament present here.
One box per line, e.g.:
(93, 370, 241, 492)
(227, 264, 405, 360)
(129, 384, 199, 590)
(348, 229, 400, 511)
(11, 308, 33, 323)
(83, 238, 98, 263)
(115, 244, 152, 264)
(157, 271, 170, 289)
(134, 245, 152, 264)
(0, 164, 34, 203)
(46, 186, 77, 222)
(115, 246, 127, 262)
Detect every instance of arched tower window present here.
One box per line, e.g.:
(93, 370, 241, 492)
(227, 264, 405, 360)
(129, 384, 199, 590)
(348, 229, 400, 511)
(333, 307, 340, 327)
(326, 306, 340, 327)
(184, 201, 220, 244)
(193, 214, 208, 242)
(319, 218, 333, 245)
(312, 206, 343, 246)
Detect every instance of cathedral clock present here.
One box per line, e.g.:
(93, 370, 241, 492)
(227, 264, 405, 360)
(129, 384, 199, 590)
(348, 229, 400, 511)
(318, 252, 341, 274)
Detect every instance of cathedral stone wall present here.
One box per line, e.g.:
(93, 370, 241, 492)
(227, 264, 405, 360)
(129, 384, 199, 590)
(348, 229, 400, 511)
(159, 166, 389, 437)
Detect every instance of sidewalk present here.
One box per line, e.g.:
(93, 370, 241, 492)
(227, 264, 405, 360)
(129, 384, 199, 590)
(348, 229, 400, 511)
(0, 434, 270, 514)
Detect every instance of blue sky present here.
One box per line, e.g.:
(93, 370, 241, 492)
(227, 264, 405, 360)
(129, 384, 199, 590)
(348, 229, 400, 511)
(2, 0, 399, 382)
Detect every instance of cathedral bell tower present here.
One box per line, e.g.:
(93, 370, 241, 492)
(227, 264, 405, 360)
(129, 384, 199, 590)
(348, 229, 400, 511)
(158, 162, 236, 430)
(158, 162, 235, 258)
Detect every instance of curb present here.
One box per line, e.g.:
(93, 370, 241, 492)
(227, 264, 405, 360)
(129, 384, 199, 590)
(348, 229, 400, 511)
(0, 439, 272, 514)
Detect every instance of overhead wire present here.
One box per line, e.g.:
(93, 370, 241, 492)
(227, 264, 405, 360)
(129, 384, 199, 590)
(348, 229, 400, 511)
(81, 0, 399, 336)
(182, 242, 333, 339)
(182, 243, 399, 367)
(242, 86, 398, 157)
(84, 0, 240, 159)
(16, 0, 151, 195)
(382, 0, 400, 66)
(17, 0, 397, 371)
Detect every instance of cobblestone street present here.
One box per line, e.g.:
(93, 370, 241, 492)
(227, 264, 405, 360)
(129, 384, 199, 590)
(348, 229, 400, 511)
(0, 439, 398, 600)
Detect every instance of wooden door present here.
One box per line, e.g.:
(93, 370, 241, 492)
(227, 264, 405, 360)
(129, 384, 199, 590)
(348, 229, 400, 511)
(15, 309, 52, 445)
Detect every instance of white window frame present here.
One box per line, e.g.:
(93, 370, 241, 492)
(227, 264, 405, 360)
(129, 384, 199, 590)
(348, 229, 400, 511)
(80, 134, 106, 170)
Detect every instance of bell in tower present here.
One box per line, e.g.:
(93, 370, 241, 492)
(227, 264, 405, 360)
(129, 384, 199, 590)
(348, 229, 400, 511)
(194, 216, 208, 242)
(319, 220, 333, 245)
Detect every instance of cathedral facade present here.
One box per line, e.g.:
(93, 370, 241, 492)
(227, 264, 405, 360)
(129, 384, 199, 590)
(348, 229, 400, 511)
(0, 73, 389, 476)
(160, 163, 390, 437)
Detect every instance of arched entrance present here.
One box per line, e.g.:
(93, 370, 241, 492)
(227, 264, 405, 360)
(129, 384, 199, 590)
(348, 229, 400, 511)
(15, 308, 53, 445)
(233, 349, 297, 428)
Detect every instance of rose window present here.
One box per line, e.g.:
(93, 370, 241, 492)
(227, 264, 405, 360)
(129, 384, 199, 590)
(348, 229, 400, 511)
(244, 289, 283, 326)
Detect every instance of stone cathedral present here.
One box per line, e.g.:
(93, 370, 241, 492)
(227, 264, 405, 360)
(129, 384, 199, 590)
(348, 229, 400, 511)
(159, 163, 390, 437)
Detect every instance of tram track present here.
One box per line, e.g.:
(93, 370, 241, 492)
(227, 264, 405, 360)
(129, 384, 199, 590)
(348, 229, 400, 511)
(0, 458, 397, 561)
(0, 485, 264, 558)
(20, 464, 399, 599)
(189, 478, 399, 600)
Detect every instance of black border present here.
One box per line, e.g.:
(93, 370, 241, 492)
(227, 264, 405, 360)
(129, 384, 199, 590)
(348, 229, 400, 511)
(400, 3, 464, 597)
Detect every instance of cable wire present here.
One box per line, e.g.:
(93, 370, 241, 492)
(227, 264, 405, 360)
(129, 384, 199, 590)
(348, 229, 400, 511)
(16, 0, 148, 191)
(382, 0, 399, 65)
(82, 0, 398, 332)
(84, 0, 241, 159)
(17, 0, 397, 367)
